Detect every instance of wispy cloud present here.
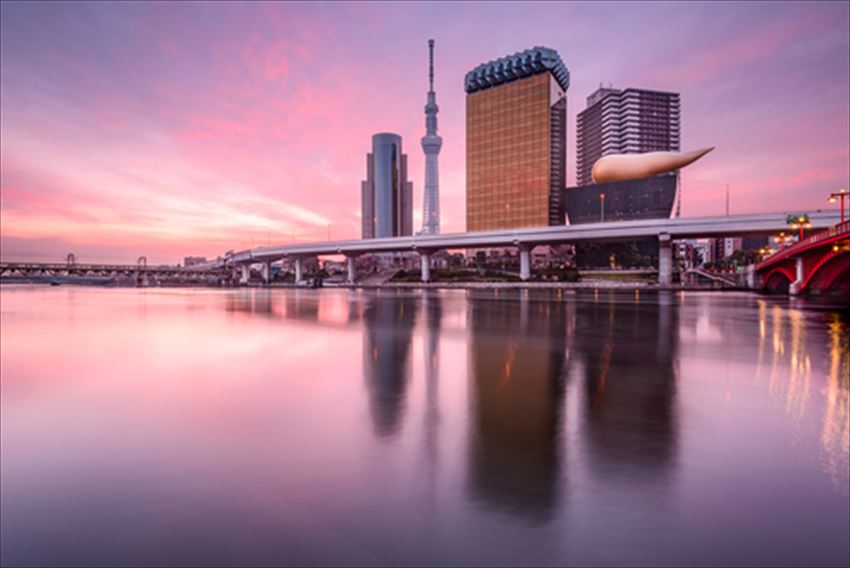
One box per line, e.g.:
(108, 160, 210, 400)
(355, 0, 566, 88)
(1, 1, 848, 263)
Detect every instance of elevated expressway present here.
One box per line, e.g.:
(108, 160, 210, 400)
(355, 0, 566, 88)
(0, 260, 229, 285)
(216, 210, 841, 285)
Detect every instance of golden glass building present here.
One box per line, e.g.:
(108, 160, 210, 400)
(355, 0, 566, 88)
(465, 47, 570, 232)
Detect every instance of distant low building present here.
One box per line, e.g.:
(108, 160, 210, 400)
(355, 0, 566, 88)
(675, 239, 708, 269)
(183, 256, 207, 267)
(741, 236, 769, 251)
(713, 237, 742, 261)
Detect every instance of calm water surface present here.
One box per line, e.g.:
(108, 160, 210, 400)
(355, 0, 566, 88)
(1, 286, 848, 567)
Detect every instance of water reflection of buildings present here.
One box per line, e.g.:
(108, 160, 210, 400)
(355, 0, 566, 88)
(822, 314, 849, 492)
(421, 292, 442, 512)
(577, 292, 679, 481)
(467, 291, 569, 523)
(756, 300, 850, 493)
(363, 292, 417, 438)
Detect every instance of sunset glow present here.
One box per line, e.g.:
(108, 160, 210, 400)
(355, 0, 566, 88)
(1, 1, 848, 263)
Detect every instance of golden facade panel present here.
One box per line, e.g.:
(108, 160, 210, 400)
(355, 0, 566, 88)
(466, 72, 565, 232)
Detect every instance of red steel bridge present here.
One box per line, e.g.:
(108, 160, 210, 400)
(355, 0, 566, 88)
(756, 220, 850, 296)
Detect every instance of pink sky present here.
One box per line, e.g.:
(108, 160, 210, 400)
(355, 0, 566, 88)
(1, 1, 848, 264)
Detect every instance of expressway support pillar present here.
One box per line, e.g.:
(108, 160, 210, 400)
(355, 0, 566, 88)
(789, 257, 804, 296)
(347, 256, 357, 284)
(420, 252, 431, 283)
(744, 264, 757, 290)
(261, 261, 272, 284)
(294, 257, 303, 284)
(658, 233, 672, 286)
(240, 263, 250, 285)
(519, 245, 532, 281)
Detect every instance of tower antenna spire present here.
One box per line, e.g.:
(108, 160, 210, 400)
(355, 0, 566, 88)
(420, 39, 442, 236)
(428, 39, 435, 91)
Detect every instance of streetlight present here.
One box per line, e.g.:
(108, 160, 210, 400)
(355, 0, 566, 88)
(599, 192, 606, 222)
(787, 214, 811, 241)
(828, 188, 847, 223)
(773, 231, 793, 248)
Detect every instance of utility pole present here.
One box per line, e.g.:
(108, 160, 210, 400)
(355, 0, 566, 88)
(675, 175, 682, 218)
(725, 183, 730, 216)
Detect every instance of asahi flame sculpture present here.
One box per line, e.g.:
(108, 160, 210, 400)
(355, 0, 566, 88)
(591, 147, 715, 184)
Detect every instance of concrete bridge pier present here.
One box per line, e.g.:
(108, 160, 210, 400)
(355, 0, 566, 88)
(294, 257, 304, 284)
(261, 261, 272, 284)
(789, 257, 804, 295)
(347, 256, 357, 284)
(240, 263, 251, 285)
(519, 245, 532, 281)
(658, 233, 672, 286)
(420, 252, 432, 282)
(744, 264, 758, 290)
(135, 270, 150, 287)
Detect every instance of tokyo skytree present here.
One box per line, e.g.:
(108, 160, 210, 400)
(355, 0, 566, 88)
(420, 39, 442, 235)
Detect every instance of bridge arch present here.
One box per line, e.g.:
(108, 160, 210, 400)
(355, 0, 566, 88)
(764, 270, 793, 294)
(762, 264, 796, 294)
(805, 252, 850, 295)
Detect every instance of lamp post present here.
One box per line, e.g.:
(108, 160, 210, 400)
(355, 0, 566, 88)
(600, 192, 606, 223)
(774, 232, 792, 248)
(828, 188, 847, 223)
(787, 214, 811, 241)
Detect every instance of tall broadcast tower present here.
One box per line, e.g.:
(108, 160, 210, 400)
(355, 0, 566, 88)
(420, 39, 442, 235)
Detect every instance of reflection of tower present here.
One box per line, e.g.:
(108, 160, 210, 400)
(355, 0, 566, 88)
(423, 291, 441, 441)
(421, 291, 442, 512)
(284, 290, 319, 321)
(579, 291, 679, 479)
(363, 293, 417, 437)
(466, 290, 568, 522)
(225, 289, 277, 318)
(420, 39, 442, 235)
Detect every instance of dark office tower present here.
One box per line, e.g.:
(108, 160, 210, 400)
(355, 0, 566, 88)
(361, 133, 414, 239)
(576, 87, 681, 186)
(465, 47, 569, 232)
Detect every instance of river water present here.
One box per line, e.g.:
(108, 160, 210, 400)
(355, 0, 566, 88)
(1, 286, 848, 567)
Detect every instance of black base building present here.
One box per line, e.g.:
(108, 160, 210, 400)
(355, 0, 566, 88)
(563, 174, 677, 268)
(562, 174, 677, 225)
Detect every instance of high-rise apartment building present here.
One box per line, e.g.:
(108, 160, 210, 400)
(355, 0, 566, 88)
(465, 47, 570, 232)
(361, 133, 413, 239)
(576, 87, 681, 186)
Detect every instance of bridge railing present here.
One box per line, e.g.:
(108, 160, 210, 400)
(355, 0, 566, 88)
(0, 262, 227, 272)
(756, 220, 849, 269)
